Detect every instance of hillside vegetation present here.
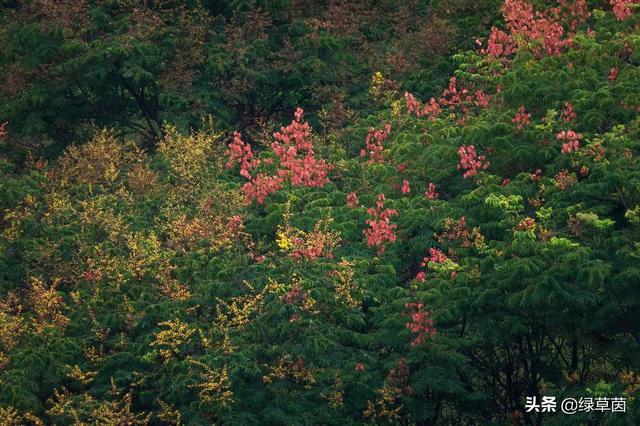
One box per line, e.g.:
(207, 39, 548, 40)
(1, 0, 640, 424)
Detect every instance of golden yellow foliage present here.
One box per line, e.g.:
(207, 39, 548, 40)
(156, 399, 183, 426)
(42, 190, 75, 224)
(330, 259, 361, 309)
(0, 292, 25, 351)
(363, 384, 403, 422)
(262, 355, 316, 389)
(158, 125, 222, 186)
(150, 319, 196, 361)
(27, 277, 69, 333)
(275, 229, 294, 251)
(165, 212, 244, 255)
(126, 162, 160, 197)
(215, 279, 285, 331)
(66, 364, 96, 386)
(188, 360, 234, 407)
(77, 195, 129, 243)
(57, 130, 126, 190)
(369, 71, 385, 98)
(47, 380, 151, 425)
(321, 376, 345, 409)
(1, 194, 35, 241)
(620, 370, 640, 396)
(276, 203, 340, 260)
(0, 406, 44, 426)
(126, 231, 163, 279)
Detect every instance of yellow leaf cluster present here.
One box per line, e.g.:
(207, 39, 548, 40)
(57, 130, 127, 190)
(0, 406, 43, 426)
(158, 125, 222, 186)
(369, 71, 385, 98)
(65, 364, 97, 386)
(276, 203, 340, 260)
(188, 360, 234, 407)
(321, 376, 345, 409)
(262, 355, 316, 389)
(331, 259, 361, 309)
(150, 319, 196, 361)
(216, 279, 285, 331)
(47, 380, 151, 425)
(363, 384, 403, 422)
(27, 277, 69, 333)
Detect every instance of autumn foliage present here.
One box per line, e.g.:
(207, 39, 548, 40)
(1, 1, 640, 424)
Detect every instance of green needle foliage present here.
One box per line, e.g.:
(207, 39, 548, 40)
(1, 0, 640, 425)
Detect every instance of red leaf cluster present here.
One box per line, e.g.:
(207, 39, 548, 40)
(481, 0, 590, 59)
(557, 130, 583, 154)
(424, 182, 439, 200)
(512, 106, 531, 130)
(227, 108, 332, 204)
(360, 123, 391, 164)
(405, 302, 435, 347)
(364, 194, 398, 255)
(611, 0, 639, 21)
(561, 102, 576, 123)
(405, 77, 491, 120)
(457, 145, 490, 178)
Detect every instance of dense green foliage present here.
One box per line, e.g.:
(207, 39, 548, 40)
(1, 0, 640, 425)
(0, 0, 498, 156)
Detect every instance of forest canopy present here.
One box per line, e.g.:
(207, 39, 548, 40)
(1, 0, 640, 425)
